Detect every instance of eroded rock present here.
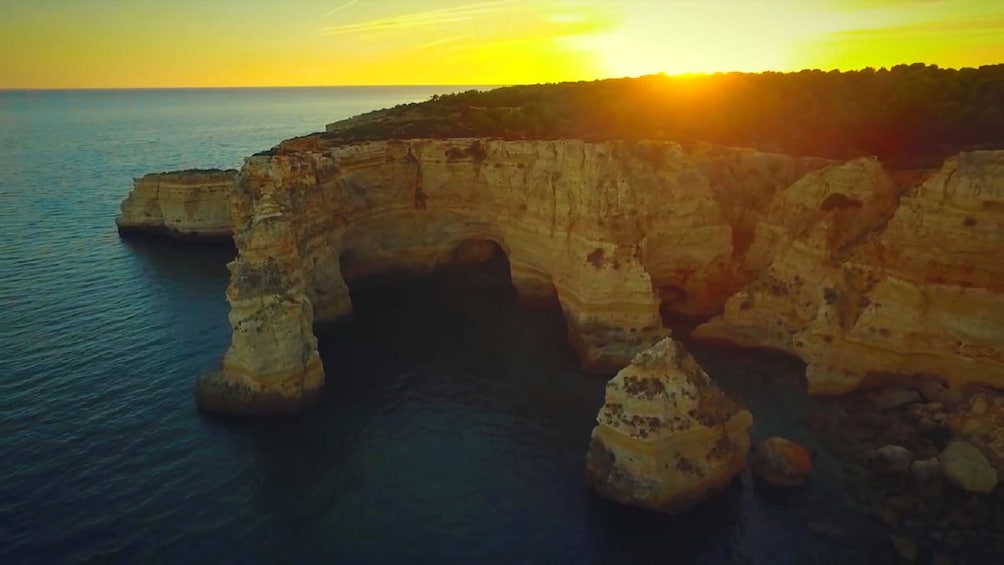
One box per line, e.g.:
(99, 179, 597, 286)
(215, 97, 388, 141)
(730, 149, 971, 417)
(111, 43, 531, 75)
(875, 445, 914, 474)
(940, 440, 998, 494)
(752, 437, 814, 487)
(116, 169, 236, 241)
(585, 338, 752, 513)
(695, 151, 1004, 396)
(193, 137, 1003, 415)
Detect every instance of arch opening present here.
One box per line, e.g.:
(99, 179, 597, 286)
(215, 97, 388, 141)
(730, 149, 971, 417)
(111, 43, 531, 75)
(334, 238, 521, 320)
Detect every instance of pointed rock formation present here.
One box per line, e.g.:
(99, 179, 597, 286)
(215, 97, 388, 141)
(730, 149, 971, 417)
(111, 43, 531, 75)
(585, 338, 753, 513)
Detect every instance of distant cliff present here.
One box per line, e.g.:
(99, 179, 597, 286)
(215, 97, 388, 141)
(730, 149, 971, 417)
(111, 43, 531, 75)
(192, 134, 1003, 414)
(116, 169, 236, 241)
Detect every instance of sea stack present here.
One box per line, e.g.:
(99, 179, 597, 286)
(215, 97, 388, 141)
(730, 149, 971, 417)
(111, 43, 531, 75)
(116, 169, 236, 241)
(585, 337, 753, 513)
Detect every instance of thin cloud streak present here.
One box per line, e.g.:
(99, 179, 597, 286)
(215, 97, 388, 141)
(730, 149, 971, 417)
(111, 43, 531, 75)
(320, 0, 513, 35)
(418, 33, 475, 50)
(322, 0, 358, 19)
(829, 15, 1004, 37)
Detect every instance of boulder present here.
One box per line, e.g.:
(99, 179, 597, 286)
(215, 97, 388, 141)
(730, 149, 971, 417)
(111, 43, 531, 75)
(752, 437, 814, 487)
(585, 338, 753, 513)
(910, 458, 941, 484)
(947, 391, 1004, 472)
(875, 445, 914, 474)
(940, 440, 998, 494)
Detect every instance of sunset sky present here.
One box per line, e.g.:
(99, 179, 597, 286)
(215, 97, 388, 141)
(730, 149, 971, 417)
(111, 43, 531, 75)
(1, 0, 1001, 89)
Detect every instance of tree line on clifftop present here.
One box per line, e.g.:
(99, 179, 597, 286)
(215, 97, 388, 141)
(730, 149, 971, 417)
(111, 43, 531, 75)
(324, 64, 1004, 168)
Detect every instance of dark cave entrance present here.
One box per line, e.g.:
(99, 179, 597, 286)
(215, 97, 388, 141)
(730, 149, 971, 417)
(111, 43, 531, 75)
(337, 238, 516, 300)
(319, 237, 579, 389)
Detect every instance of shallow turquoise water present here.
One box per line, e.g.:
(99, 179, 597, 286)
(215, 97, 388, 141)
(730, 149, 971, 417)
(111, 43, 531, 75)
(0, 87, 897, 563)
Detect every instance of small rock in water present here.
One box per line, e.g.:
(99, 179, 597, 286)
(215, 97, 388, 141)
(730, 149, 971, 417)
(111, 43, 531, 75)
(890, 535, 919, 562)
(875, 445, 914, 474)
(940, 440, 998, 494)
(807, 521, 843, 540)
(752, 437, 813, 487)
(910, 458, 941, 484)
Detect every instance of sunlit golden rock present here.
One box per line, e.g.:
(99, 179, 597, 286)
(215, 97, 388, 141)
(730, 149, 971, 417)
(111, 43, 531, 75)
(695, 151, 1004, 395)
(585, 338, 753, 513)
(195, 138, 820, 414)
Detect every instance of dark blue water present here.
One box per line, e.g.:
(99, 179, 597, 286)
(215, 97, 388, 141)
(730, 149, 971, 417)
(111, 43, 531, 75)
(0, 87, 895, 563)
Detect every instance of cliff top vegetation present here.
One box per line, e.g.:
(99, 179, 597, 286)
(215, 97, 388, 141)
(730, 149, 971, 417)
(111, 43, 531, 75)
(139, 169, 238, 181)
(321, 64, 1003, 168)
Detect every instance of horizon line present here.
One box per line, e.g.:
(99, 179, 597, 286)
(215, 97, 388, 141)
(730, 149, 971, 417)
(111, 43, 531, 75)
(2, 62, 1000, 92)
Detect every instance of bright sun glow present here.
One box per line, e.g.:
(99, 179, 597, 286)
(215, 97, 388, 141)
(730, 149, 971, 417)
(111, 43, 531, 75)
(0, 0, 1001, 88)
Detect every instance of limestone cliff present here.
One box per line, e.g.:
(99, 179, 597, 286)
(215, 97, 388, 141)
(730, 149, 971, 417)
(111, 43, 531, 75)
(585, 338, 753, 512)
(195, 138, 822, 413)
(695, 151, 1004, 396)
(192, 132, 1003, 415)
(116, 169, 236, 240)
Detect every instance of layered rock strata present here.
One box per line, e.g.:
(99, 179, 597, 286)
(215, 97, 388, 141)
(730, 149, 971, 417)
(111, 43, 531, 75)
(193, 134, 1003, 414)
(195, 138, 823, 413)
(585, 338, 753, 512)
(116, 169, 236, 240)
(695, 151, 1004, 395)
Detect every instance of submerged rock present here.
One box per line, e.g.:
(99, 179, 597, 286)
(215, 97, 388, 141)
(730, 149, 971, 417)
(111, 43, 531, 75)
(940, 440, 998, 494)
(585, 338, 753, 513)
(910, 458, 942, 484)
(752, 437, 814, 487)
(890, 535, 919, 563)
(875, 445, 914, 474)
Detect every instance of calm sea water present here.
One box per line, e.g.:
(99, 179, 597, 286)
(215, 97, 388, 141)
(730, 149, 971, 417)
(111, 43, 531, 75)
(0, 87, 896, 563)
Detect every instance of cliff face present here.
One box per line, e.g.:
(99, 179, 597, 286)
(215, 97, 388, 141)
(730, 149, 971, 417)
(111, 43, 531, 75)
(116, 169, 236, 240)
(695, 151, 1004, 396)
(194, 134, 1003, 414)
(195, 138, 821, 413)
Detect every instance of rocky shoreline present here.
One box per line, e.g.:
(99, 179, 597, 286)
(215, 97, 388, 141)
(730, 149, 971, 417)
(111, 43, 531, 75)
(118, 135, 1003, 561)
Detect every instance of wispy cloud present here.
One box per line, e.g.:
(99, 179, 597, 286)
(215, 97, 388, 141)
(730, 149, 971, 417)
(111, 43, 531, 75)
(826, 15, 1004, 39)
(322, 0, 358, 19)
(320, 0, 513, 35)
(418, 33, 475, 50)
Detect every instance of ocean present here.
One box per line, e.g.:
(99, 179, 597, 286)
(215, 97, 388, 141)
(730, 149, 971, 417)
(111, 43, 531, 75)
(0, 87, 896, 563)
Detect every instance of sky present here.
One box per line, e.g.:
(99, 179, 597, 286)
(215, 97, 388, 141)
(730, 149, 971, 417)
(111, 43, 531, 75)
(0, 0, 1001, 89)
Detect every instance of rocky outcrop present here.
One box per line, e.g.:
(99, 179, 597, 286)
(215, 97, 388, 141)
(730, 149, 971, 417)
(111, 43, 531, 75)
(195, 138, 823, 413)
(695, 151, 1004, 396)
(192, 132, 1003, 414)
(584, 338, 753, 513)
(116, 169, 236, 240)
